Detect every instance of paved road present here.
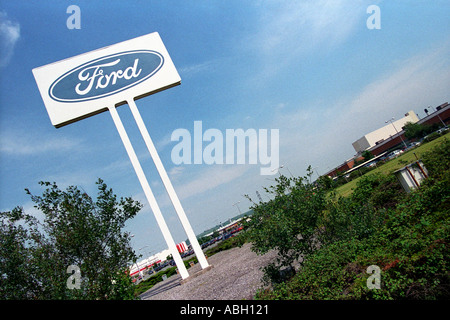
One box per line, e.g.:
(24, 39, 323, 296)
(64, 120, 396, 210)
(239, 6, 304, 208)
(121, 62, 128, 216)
(140, 242, 278, 300)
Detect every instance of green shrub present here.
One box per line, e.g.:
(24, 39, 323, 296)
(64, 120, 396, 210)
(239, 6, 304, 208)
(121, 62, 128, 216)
(423, 132, 441, 143)
(134, 266, 178, 297)
(320, 196, 382, 245)
(422, 137, 450, 181)
(245, 170, 327, 284)
(255, 239, 370, 300)
(351, 173, 404, 210)
(256, 138, 450, 300)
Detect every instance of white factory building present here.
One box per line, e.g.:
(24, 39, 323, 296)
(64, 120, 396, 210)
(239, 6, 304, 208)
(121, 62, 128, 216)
(352, 111, 419, 153)
(129, 241, 190, 277)
(129, 248, 172, 277)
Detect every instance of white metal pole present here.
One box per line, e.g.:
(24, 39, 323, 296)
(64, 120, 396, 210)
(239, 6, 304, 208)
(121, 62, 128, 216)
(127, 99, 210, 270)
(108, 105, 190, 280)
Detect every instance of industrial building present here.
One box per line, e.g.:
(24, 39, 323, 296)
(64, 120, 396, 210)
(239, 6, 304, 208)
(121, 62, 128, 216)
(352, 111, 419, 153)
(366, 102, 449, 157)
(129, 253, 164, 278)
(326, 102, 449, 178)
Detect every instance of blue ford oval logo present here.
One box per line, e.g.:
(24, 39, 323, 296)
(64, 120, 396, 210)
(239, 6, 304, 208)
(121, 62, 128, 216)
(49, 50, 164, 102)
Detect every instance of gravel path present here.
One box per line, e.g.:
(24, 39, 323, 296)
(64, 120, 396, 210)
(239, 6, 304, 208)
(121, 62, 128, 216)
(140, 243, 278, 300)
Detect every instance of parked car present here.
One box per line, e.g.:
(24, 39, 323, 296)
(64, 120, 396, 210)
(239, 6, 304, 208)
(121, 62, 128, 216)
(363, 161, 378, 168)
(386, 149, 403, 160)
(437, 127, 449, 134)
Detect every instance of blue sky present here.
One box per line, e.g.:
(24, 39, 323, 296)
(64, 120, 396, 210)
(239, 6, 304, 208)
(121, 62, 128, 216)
(1, 1, 449, 255)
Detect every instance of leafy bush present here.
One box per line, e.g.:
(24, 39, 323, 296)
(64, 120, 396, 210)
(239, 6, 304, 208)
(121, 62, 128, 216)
(423, 132, 441, 143)
(254, 139, 449, 299)
(134, 266, 178, 297)
(204, 233, 246, 257)
(350, 173, 405, 210)
(0, 179, 141, 300)
(422, 137, 450, 181)
(320, 196, 382, 246)
(255, 239, 370, 300)
(245, 168, 327, 284)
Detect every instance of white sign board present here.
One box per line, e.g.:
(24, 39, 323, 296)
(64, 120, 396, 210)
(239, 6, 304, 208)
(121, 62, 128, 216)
(32, 32, 181, 128)
(32, 31, 210, 280)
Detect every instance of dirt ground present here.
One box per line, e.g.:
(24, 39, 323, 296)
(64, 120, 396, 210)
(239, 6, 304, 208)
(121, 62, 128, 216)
(140, 242, 278, 300)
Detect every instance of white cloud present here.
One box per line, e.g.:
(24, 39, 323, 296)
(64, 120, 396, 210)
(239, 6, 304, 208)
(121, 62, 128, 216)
(178, 60, 217, 78)
(338, 41, 450, 137)
(155, 132, 173, 150)
(248, 0, 367, 76)
(173, 165, 250, 201)
(0, 11, 20, 67)
(38, 169, 97, 192)
(124, 165, 250, 217)
(0, 131, 83, 156)
(22, 200, 45, 223)
(168, 166, 185, 177)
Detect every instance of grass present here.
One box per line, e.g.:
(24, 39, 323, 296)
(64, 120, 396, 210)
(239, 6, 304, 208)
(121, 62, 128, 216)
(334, 131, 450, 197)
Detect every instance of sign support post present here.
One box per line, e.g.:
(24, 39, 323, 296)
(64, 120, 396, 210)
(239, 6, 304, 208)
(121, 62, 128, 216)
(127, 99, 210, 270)
(108, 105, 190, 280)
(32, 32, 209, 281)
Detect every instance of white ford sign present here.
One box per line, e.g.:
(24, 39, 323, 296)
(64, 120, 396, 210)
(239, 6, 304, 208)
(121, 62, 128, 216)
(32, 31, 210, 280)
(32, 32, 181, 128)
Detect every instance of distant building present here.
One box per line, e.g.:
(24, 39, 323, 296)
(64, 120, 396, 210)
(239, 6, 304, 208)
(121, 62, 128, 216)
(419, 102, 450, 128)
(352, 111, 419, 153)
(176, 241, 188, 253)
(325, 102, 449, 178)
(367, 102, 450, 156)
(129, 248, 171, 277)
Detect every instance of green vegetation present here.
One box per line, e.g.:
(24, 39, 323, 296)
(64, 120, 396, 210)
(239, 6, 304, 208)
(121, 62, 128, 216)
(135, 132, 449, 299)
(204, 233, 247, 257)
(245, 167, 327, 285)
(403, 122, 438, 140)
(133, 266, 178, 296)
(3, 130, 447, 300)
(335, 131, 450, 198)
(0, 179, 141, 300)
(249, 137, 449, 299)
